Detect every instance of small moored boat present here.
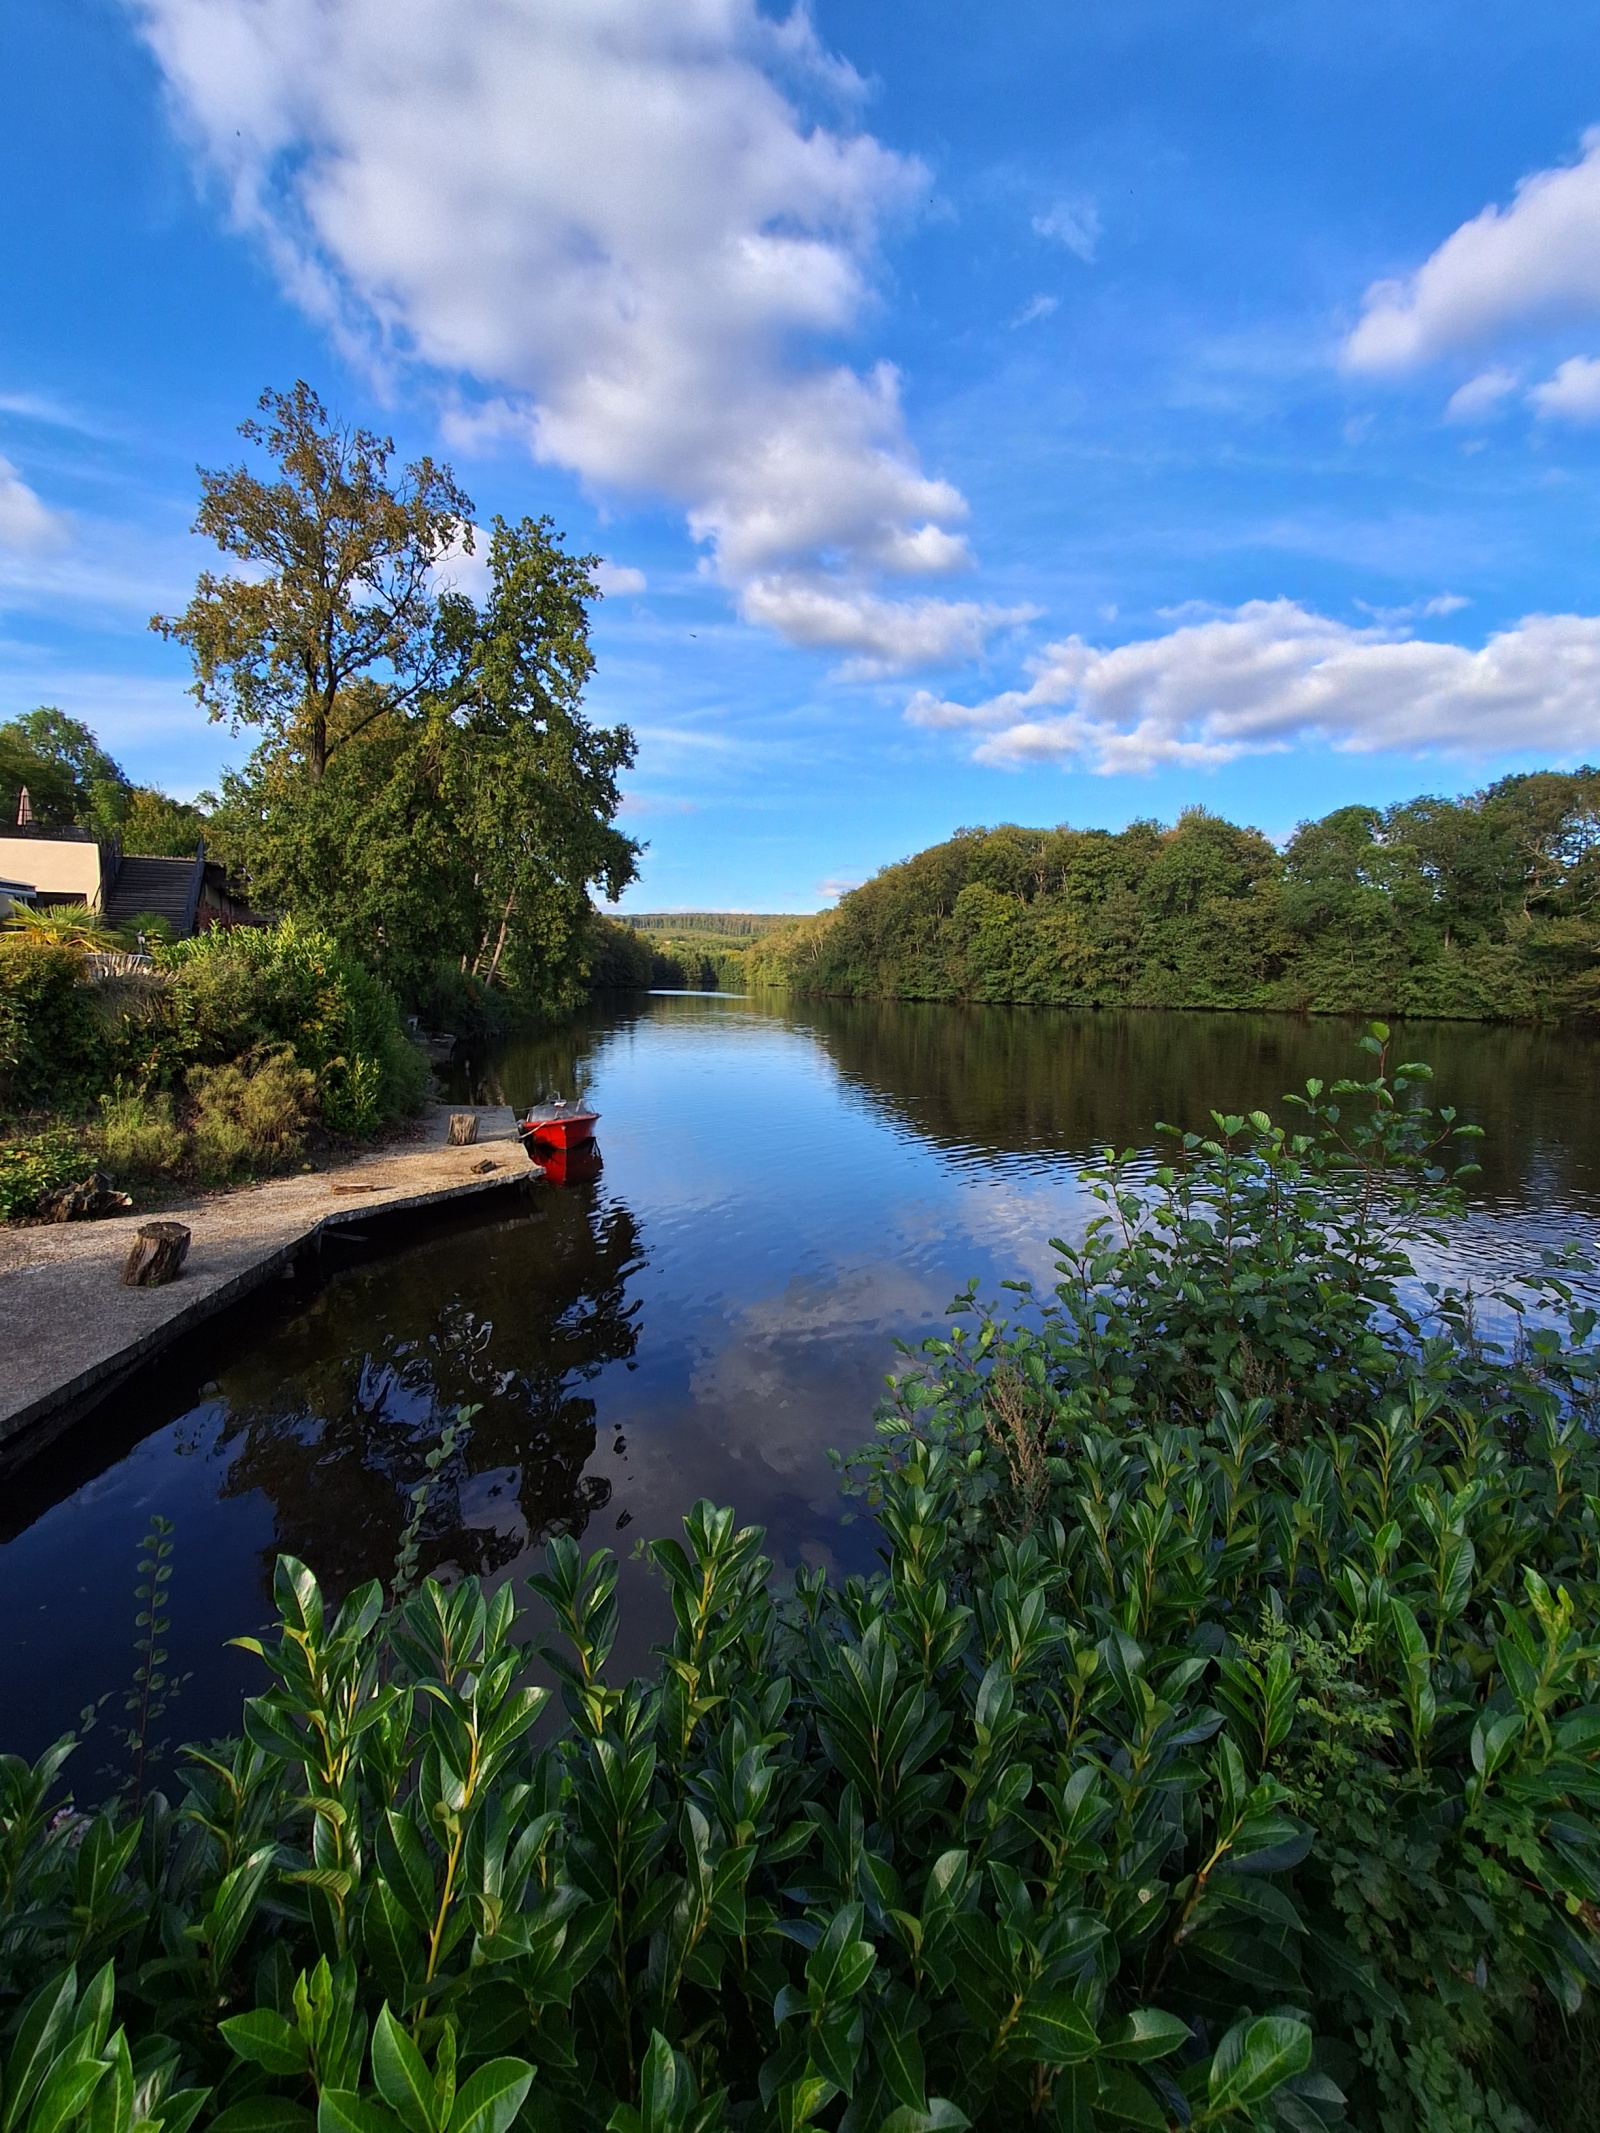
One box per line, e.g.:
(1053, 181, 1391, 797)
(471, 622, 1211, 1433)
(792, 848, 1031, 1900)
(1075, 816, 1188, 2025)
(517, 1099, 601, 1154)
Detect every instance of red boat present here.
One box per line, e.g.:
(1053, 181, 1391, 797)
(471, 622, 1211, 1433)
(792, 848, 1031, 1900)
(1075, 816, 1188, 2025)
(517, 1100, 600, 1155)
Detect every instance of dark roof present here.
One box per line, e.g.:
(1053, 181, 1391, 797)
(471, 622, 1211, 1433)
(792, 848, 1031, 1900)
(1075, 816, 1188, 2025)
(0, 825, 96, 843)
(103, 853, 203, 933)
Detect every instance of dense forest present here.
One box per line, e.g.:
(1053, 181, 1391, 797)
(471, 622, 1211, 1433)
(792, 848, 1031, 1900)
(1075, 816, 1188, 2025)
(747, 768, 1600, 1019)
(618, 911, 793, 938)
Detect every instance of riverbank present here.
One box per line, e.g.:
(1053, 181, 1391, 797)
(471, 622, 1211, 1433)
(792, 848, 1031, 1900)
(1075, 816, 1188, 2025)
(0, 1101, 523, 1458)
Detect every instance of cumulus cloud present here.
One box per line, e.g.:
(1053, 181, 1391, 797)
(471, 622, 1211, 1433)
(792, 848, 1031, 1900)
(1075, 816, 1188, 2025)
(1344, 129, 1600, 373)
(1444, 366, 1520, 423)
(1033, 197, 1101, 263)
(0, 458, 68, 553)
(131, 0, 996, 664)
(594, 560, 647, 597)
(1529, 354, 1600, 423)
(906, 598, 1600, 774)
(740, 578, 1035, 677)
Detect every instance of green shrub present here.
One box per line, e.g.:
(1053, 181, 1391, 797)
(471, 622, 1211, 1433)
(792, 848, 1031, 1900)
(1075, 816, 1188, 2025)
(2, 920, 423, 1149)
(187, 1047, 316, 1181)
(414, 957, 518, 1045)
(0, 936, 108, 1109)
(116, 909, 177, 947)
(0, 1124, 93, 1218)
(0, 986, 22, 1088)
(841, 1031, 1600, 2129)
(159, 919, 425, 1130)
(98, 1085, 187, 1177)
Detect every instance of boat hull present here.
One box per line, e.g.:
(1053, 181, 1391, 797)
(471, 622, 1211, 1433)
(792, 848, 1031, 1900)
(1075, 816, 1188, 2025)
(517, 1110, 599, 1154)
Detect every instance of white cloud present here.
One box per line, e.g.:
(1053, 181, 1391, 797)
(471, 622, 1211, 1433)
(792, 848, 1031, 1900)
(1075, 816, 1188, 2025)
(429, 524, 491, 603)
(1033, 197, 1101, 263)
(1444, 366, 1519, 423)
(740, 577, 1035, 676)
(1011, 294, 1058, 328)
(1354, 592, 1471, 623)
(1529, 354, 1600, 423)
(131, 0, 985, 666)
(1344, 129, 1600, 373)
(815, 873, 865, 903)
(907, 598, 1600, 773)
(0, 458, 68, 554)
(594, 560, 647, 597)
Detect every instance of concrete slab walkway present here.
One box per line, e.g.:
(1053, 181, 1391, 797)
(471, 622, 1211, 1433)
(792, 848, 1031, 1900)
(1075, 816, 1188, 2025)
(0, 1104, 529, 1454)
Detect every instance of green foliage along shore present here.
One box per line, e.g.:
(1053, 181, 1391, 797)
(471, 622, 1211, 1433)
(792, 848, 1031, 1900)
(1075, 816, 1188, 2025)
(0, 918, 426, 1212)
(747, 770, 1600, 1020)
(2, 1037, 1599, 2130)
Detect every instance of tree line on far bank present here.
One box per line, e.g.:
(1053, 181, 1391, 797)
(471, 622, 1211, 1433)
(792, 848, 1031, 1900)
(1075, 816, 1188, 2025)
(745, 774, 1600, 1019)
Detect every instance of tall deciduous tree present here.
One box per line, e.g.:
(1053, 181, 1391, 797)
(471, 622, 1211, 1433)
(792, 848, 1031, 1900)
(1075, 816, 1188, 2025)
(153, 382, 473, 781)
(204, 509, 639, 1013)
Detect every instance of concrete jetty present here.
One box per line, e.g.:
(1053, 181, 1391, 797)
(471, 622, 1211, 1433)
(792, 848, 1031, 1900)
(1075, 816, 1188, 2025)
(0, 1104, 528, 1457)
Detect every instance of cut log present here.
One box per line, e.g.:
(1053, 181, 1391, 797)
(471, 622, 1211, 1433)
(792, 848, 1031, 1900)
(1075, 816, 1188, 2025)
(121, 1221, 191, 1289)
(38, 1171, 134, 1222)
(447, 1112, 480, 1146)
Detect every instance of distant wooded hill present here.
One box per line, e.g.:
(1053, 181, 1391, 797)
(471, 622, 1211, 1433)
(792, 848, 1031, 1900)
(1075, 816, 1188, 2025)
(615, 912, 801, 937)
(740, 770, 1600, 1021)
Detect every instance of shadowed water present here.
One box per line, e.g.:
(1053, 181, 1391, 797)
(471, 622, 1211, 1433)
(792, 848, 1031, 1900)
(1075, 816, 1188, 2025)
(2, 995, 1596, 1763)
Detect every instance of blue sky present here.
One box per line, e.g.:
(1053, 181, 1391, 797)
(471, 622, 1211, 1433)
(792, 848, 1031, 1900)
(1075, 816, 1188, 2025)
(4, 2, 1600, 909)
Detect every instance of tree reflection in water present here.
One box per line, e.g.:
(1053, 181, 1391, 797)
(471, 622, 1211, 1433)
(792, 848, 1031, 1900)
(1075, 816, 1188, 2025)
(209, 1186, 643, 1601)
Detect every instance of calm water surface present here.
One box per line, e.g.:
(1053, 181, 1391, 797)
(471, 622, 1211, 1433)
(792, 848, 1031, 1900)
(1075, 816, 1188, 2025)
(2, 997, 1596, 1759)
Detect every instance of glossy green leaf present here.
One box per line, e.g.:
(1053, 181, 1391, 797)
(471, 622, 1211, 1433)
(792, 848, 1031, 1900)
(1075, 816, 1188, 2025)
(24, 2058, 108, 2133)
(1099, 2009, 1190, 2064)
(1013, 1993, 1099, 2066)
(318, 2094, 403, 2133)
(1090, 2065, 1167, 2129)
(443, 2061, 532, 2133)
(217, 2013, 307, 2081)
(1206, 2017, 1312, 2114)
(3, 1971, 79, 2133)
(370, 2010, 436, 2133)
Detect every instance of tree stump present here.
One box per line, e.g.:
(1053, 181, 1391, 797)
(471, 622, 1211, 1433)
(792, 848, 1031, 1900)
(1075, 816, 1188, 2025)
(121, 1221, 191, 1288)
(38, 1171, 133, 1222)
(447, 1112, 480, 1146)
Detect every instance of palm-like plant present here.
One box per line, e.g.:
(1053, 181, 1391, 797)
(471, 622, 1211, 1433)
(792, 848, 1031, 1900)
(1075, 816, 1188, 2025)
(2, 900, 109, 948)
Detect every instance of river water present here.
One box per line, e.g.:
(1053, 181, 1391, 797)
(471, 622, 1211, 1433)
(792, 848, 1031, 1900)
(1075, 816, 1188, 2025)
(2, 996, 1596, 1761)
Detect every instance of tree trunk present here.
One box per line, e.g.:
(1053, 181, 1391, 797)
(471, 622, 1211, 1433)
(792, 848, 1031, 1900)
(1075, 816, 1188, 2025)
(121, 1222, 191, 1288)
(485, 889, 516, 985)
